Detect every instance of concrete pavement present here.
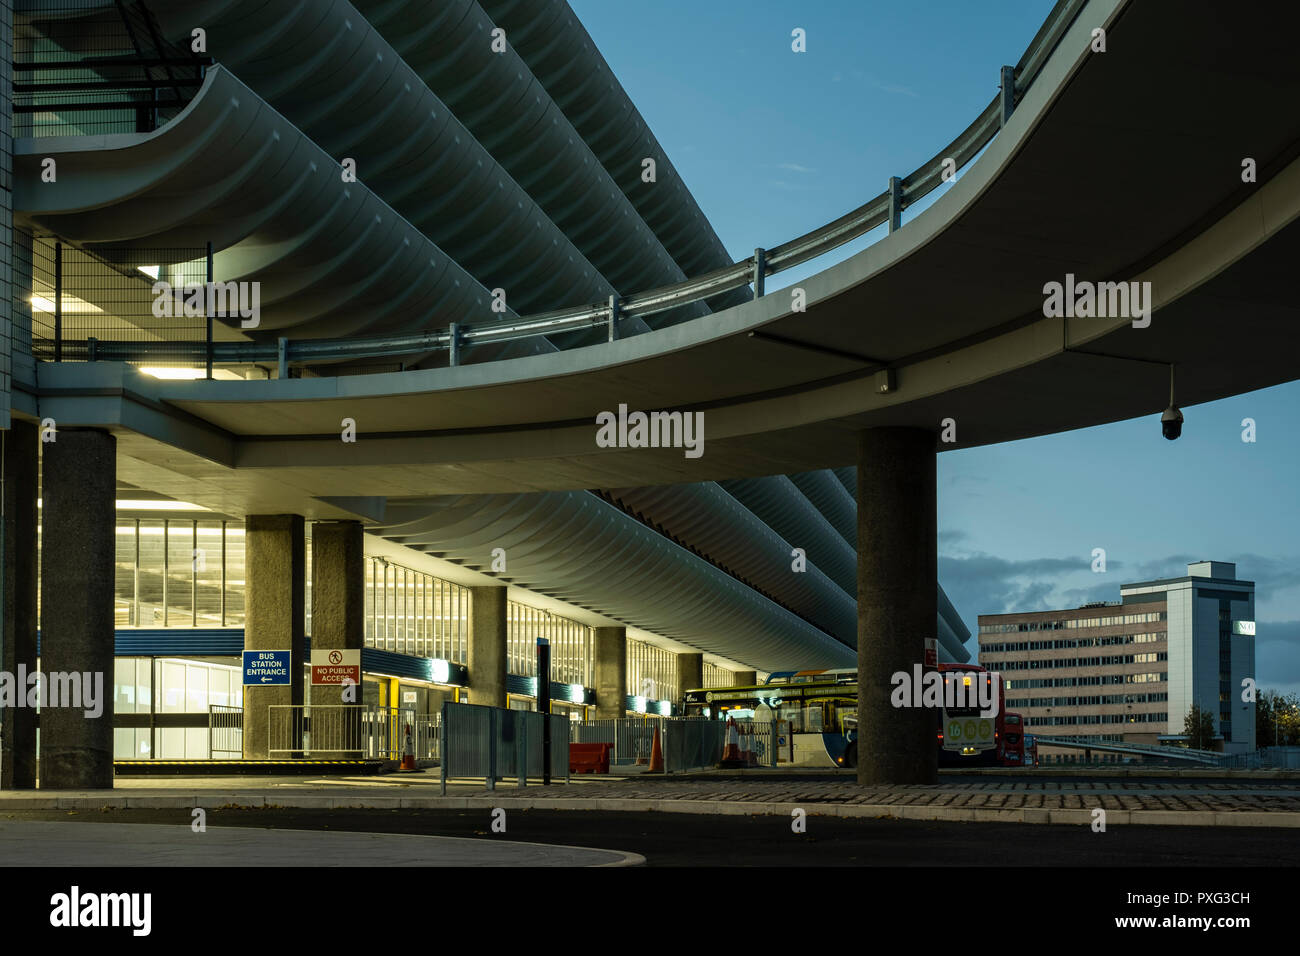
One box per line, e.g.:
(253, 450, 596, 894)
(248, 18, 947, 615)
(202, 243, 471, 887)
(3, 771, 1300, 826)
(0, 821, 644, 867)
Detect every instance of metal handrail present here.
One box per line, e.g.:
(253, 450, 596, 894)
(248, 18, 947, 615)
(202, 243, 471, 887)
(48, 0, 1086, 373)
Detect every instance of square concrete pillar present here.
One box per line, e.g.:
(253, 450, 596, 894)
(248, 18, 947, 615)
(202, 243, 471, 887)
(39, 428, 115, 789)
(310, 520, 365, 703)
(676, 652, 703, 706)
(468, 585, 507, 708)
(2, 420, 38, 788)
(857, 427, 938, 785)
(310, 520, 366, 754)
(593, 626, 626, 718)
(243, 515, 305, 759)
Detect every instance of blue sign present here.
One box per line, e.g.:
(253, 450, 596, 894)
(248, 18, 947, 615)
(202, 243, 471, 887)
(243, 650, 291, 686)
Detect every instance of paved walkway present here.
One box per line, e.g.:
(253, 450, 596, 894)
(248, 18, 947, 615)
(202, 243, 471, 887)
(4, 771, 1300, 825)
(0, 821, 643, 867)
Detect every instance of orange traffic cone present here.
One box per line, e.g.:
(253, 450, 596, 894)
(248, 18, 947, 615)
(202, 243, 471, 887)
(740, 725, 755, 766)
(648, 726, 664, 772)
(720, 718, 744, 767)
(400, 723, 416, 771)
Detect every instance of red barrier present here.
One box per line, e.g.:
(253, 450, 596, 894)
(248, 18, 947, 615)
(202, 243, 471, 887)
(569, 742, 612, 774)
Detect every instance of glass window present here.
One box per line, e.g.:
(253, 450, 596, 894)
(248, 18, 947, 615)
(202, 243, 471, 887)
(113, 658, 138, 714)
(160, 660, 186, 713)
(137, 520, 165, 626)
(195, 522, 224, 628)
(166, 521, 195, 625)
(115, 522, 137, 626)
(186, 662, 209, 713)
(224, 524, 245, 627)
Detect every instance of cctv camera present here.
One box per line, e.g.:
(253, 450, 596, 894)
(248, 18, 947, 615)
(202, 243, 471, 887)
(1161, 405, 1183, 441)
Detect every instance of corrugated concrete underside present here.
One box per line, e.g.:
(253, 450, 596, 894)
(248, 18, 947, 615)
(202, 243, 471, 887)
(370, 491, 856, 671)
(474, 0, 752, 314)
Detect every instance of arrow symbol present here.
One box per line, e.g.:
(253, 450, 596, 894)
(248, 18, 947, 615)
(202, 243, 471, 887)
(261, 677, 271, 683)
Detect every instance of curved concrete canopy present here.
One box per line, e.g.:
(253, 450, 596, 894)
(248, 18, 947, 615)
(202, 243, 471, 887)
(345, 0, 733, 323)
(98, 0, 1300, 493)
(140, 0, 700, 330)
(600, 482, 970, 660)
(604, 482, 857, 642)
(14, 66, 561, 360)
(476, 0, 750, 310)
(369, 491, 856, 670)
(20, 2, 852, 636)
(788, 471, 857, 549)
(11, 8, 927, 668)
(719, 475, 858, 596)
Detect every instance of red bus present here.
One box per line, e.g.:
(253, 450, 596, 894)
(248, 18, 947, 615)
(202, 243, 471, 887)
(999, 712, 1025, 766)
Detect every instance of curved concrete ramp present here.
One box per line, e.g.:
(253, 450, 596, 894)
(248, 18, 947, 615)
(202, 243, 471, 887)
(0, 822, 643, 867)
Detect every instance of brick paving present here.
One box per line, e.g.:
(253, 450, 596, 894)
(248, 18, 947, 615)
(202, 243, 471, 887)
(509, 777, 1300, 813)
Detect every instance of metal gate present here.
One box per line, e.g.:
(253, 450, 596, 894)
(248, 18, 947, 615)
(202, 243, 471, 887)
(208, 704, 243, 757)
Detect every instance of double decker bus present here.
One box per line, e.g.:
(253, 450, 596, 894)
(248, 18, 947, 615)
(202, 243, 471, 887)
(999, 712, 1025, 766)
(682, 664, 1006, 769)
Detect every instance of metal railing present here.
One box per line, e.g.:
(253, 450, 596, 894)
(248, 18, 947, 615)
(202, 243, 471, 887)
(439, 702, 570, 793)
(14, 1, 213, 138)
(731, 720, 780, 769)
(208, 704, 243, 758)
(35, 0, 1088, 374)
(1211, 748, 1300, 771)
(267, 704, 429, 759)
(571, 717, 729, 772)
(572, 718, 662, 766)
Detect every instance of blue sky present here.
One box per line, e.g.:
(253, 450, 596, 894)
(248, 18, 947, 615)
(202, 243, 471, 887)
(571, 0, 1300, 695)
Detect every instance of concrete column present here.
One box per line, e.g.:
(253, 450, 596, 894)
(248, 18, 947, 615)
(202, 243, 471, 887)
(734, 670, 757, 686)
(39, 428, 115, 788)
(676, 652, 703, 704)
(243, 515, 305, 759)
(468, 585, 507, 708)
(857, 427, 937, 785)
(593, 626, 626, 718)
(310, 520, 364, 706)
(1, 420, 38, 788)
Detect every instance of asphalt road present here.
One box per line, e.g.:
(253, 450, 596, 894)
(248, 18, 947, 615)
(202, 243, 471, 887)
(3, 807, 1296, 866)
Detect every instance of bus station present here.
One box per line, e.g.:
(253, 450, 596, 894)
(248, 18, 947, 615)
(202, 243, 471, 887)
(0, 3, 1296, 925)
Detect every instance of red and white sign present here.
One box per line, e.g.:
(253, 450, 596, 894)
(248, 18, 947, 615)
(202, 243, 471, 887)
(924, 638, 937, 667)
(311, 648, 361, 686)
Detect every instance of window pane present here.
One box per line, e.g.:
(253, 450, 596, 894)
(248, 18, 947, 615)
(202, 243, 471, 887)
(137, 520, 165, 626)
(166, 522, 195, 625)
(195, 522, 224, 628)
(115, 522, 136, 626)
(224, 524, 245, 627)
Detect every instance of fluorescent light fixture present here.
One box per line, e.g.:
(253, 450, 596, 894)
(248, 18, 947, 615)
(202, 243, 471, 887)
(30, 294, 102, 314)
(115, 499, 210, 512)
(45, 498, 209, 512)
(431, 659, 451, 684)
(138, 367, 206, 380)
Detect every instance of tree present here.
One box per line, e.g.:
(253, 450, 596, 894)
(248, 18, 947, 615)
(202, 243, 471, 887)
(1258, 690, 1300, 747)
(1183, 704, 1216, 750)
